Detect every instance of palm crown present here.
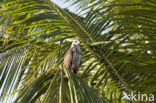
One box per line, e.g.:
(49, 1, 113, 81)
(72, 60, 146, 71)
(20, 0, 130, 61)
(0, 0, 156, 103)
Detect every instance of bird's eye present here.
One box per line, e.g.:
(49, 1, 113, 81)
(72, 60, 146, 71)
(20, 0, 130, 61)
(75, 41, 77, 42)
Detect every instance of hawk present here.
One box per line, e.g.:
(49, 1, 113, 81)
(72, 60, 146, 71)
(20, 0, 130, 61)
(64, 39, 82, 74)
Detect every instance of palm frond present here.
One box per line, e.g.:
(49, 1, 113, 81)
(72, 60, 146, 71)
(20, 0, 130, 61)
(0, 0, 155, 103)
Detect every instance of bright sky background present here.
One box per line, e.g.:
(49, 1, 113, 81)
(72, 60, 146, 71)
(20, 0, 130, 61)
(50, 0, 87, 16)
(51, 0, 77, 12)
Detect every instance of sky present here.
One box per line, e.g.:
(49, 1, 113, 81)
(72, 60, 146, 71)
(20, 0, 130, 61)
(50, 0, 87, 16)
(51, 0, 77, 13)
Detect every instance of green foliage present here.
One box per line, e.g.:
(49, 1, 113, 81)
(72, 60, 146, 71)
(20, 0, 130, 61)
(0, 0, 155, 103)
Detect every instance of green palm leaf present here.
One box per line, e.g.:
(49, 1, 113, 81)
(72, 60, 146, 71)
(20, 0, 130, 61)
(0, 0, 155, 103)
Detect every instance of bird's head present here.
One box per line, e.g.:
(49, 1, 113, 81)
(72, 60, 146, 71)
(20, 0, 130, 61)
(71, 39, 80, 47)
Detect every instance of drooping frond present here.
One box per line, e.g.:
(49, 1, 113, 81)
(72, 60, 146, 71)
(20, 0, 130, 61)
(0, 0, 155, 103)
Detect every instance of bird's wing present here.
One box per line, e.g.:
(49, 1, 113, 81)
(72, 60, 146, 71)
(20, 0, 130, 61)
(77, 51, 82, 68)
(77, 46, 82, 66)
(63, 48, 73, 69)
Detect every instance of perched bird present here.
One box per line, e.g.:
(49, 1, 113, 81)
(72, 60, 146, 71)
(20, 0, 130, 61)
(64, 39, 82, 74)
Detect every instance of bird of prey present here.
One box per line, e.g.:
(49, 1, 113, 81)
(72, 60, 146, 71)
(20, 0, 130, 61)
(64, 39, 82, 74)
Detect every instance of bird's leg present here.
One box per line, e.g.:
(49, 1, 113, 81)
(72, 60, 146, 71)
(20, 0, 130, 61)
(71, 68, 74, 73)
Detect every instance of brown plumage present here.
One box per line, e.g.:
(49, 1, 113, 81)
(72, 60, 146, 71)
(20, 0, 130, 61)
(64, 39, 82, 74)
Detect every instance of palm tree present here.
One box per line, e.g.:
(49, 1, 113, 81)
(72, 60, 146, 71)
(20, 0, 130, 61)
(0, 0, 155, 103)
